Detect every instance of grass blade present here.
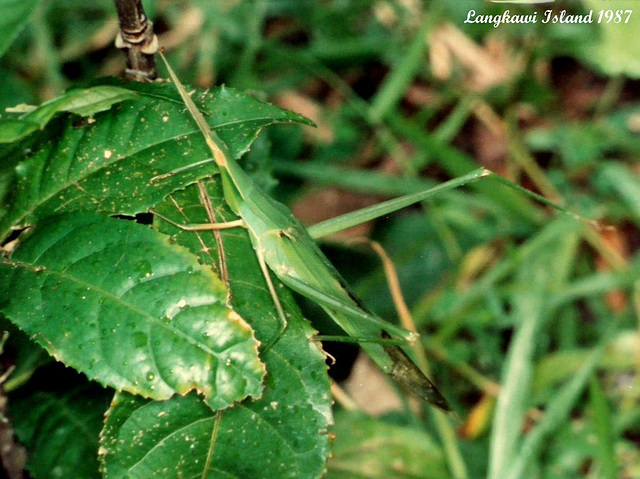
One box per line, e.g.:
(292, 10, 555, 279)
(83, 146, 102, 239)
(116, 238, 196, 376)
(588, 376, 618, 479)
(488, 219, 581, 479)
(504, 343, 607, 479)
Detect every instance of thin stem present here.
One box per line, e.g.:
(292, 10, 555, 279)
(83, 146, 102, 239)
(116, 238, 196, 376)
(315, 335, 406, 346)
(593, 75, 625, 119)
(423, 340, 501, 396)
(232, 0, 268, 88)
(197, 181, 230, 286)
(352, 237, 469, 479)
(330, 382, 360, 411)
(505, 111, 563, 204)
(33, 4, 64, 99)
(202, 410, 222, 479)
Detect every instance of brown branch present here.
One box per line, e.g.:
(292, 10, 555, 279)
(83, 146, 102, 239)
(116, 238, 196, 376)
(0, 331, 26, 479)
(0, 381, 27, 479)
(114, 0, 158, 80)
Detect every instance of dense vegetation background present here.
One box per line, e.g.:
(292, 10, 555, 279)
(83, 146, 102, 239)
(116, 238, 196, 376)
(1, 0, 639, 478)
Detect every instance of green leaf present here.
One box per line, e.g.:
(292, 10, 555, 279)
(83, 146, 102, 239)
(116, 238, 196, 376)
(0, 79, 312, 242)
(327, 412, 446, 479)
(0, 86, 140, 143)
(0, 0, 43, 57)
(533, 331, 639, 399)
(0, 212, 265, 410)
(595, 162, 640, 225)
(100, 393, 215, 478)
(581, 0, 640, 78)
(12, 384, 109, 479)
(99, 180, 333, 478)
(588, 377, 617, 479)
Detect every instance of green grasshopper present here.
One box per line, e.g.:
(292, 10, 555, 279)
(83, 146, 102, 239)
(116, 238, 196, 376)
(157, 54, 490, 412)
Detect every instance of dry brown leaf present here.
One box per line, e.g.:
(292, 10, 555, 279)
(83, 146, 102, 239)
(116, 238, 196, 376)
(292, 188, 378, 239)
(627, 113, 640, 133)
(429, 23, 522, 91)
(595, 227, 629, 313)
(458, 394, 495, 439)
(274, 91, 334, 144)
(471, 102, 509, 172)
(158, 7, 205, 50)
(374, 0, 422, 28)
(404, 83, 438, 108)
(343, 353, 404, 415)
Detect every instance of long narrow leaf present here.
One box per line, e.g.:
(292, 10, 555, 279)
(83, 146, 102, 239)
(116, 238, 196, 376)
(0, 0, 43, 57)
(505, 343, 607, 479)
(488, 218, 581, 479)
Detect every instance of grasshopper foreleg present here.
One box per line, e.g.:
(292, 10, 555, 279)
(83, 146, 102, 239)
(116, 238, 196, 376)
(153, 209, 289, 352)
(152, 210, 245, 231)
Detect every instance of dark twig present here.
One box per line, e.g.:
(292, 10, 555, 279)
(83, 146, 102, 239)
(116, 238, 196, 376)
(0, 333, 26, 479)
(114, 0, 158, 80)
(0, 383, 26, 479)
